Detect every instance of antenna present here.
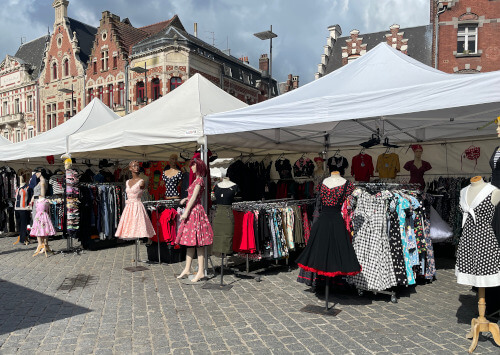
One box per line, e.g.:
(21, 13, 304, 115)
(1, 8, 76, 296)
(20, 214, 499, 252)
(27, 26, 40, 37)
(205, 31, 215, 46)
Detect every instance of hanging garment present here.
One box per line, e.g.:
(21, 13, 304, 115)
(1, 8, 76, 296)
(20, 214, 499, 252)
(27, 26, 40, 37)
(456, 184, 500, 287)
(115, 179, 155, 239)
(376, 153, 400, 179)
(395, 194, 416, 285)
(175, 177, 213, 246)
(212, 205, 234, 254)
(388, 206, 408, 285)
(30, 199, 56, 237)
(348, 191, 397, 291)
(296, 182, 361, 277)
(351, 153, 374, 182)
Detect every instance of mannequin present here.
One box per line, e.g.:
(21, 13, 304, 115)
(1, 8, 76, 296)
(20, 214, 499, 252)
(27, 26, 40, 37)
(115, 161, 156, 241)
(14, 172, 32, 246)
(404, 145, 432, 190)
(175, 158, 214, 283)
(163, 154, 182, 199)
(457, 176, 500, 352)
(30, 169, 55, 257)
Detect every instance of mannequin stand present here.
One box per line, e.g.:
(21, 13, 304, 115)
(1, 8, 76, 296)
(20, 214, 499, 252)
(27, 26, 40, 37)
(203, 253, 233, 291)
(233, 254, 261, 282)
(466, 287, 500, 353)
(300, 277, 342, 316)
(124, 239, 149, 272)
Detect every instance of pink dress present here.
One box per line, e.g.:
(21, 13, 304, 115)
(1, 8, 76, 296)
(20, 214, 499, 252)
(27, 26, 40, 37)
(175, 177, 213, 246)
(115, 179, 155, 240)
(30, 199, 56, 237)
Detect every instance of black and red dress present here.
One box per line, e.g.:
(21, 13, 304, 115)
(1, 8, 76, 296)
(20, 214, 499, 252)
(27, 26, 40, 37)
(296, 181, 361, 277)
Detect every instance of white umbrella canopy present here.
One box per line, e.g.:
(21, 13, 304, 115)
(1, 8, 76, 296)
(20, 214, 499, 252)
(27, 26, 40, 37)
(68, 73, 248, 160)
(205, 43, 500, 152)
(0, 98, 120, 162)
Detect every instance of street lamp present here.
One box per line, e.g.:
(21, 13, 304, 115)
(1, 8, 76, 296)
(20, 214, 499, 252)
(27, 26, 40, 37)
(254, 25, 277, 99)
(130, 62, 147, 105)
(58, 84, 74, 119)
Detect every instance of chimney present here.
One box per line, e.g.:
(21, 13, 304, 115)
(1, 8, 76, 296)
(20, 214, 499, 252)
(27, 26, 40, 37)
(292, 75, 299, 89)
(327, 24, 342, 41)
(239, 56, 249, 64)
(194, 23, 198, 38)
(259, 54, 269, 74)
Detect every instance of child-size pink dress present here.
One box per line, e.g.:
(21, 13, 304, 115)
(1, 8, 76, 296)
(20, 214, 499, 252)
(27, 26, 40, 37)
(115, 179, 155, 240)
(30, 199, 56, 237)
(175, 177, 213, 246)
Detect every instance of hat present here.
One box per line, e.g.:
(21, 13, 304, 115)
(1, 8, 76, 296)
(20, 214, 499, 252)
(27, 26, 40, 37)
(411, 144, 423, 152)
(98, 159, 113, 169)
(33, 166, 44, 173)
(313, 157, 324, 163)
(46, 155, 55, 165)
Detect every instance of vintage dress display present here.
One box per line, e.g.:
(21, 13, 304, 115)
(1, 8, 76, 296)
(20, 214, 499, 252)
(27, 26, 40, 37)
(30, 199, 56, 237)
(175, 177, 213, 247)
(212, 184, 239, 254)
(376, 153, 400, 179)
(327, 155, 349, 176)
(456, 183, 500, 287)
(403, 160, 432, 190)
(295, 181, 361, 277)
(162, 171, 182, 197)
(115, 179, 155, 240)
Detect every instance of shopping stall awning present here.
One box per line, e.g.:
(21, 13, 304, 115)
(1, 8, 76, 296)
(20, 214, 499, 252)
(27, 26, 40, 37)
(205, 43, 500, 153)
(0, 98, 119, 161)
(68, 73, 248, 160)
(0, 135, 11, 145)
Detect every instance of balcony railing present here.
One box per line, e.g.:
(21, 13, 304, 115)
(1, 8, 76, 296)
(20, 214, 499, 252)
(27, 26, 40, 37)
(0, 113, 24, 124)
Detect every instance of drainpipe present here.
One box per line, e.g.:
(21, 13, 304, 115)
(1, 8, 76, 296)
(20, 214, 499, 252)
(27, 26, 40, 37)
(434, 1, 447, 69)
(125, 59, 129, 114)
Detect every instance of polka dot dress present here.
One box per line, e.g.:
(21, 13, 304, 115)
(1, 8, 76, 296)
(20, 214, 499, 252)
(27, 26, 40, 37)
(320, 181, 355, 205)
(162, 171, 182, 197)
(456, 192, 500, 287)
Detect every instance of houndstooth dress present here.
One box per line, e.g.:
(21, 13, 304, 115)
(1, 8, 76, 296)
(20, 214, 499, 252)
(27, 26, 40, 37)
(348, 191, 397, 291)
(456, 184, 500, 287)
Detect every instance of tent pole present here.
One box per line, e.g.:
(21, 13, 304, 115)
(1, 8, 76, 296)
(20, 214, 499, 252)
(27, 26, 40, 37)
(201, 135, 210, 277)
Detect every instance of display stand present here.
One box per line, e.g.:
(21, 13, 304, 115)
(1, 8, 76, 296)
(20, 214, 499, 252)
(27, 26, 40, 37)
(232, 254, 262, 282)
(124, 239, 149, 272)
(59, 175, 81, 255)
(357, 287, 398, 304)
(202, 253, 233, 291)
(300, 277, 342, 316)
(466, 287, 500, 353)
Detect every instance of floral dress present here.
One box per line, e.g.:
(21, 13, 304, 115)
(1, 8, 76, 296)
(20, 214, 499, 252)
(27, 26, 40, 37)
(30, 199, 56, 237)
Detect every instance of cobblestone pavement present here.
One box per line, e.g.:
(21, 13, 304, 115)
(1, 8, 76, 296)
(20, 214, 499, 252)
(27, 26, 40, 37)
(0, 236, 499, 355)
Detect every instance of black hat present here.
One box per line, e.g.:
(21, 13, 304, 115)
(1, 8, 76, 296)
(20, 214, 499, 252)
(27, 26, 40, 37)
(98, 159, 113, 169)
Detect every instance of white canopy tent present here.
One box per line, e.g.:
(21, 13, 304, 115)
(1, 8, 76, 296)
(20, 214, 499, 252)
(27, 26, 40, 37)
(0, 135, 11, 145)
(0, 98, 119, 162)
(205, 43, 500, 154)
(68, 74, 248, 160)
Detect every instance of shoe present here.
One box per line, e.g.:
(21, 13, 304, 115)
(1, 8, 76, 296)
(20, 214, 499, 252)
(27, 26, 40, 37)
(12, 236, 20, 245)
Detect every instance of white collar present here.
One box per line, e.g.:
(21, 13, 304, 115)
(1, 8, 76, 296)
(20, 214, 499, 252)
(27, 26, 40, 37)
(460, 183, 496, 227)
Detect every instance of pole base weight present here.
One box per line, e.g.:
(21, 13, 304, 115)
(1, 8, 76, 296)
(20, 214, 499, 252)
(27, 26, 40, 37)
(300, 304, 342, 317)
(202, 283, 233, 291)
(124, 266, 149, 272)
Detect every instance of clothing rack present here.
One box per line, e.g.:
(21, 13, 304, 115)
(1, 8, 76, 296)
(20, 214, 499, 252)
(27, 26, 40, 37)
(143, 199, 181, 265)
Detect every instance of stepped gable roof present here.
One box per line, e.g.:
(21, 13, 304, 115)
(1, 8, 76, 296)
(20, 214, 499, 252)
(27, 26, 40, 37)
(14, 35, 50, 79)
(67, 17, 97, 69)
(112, 19, 150, 54)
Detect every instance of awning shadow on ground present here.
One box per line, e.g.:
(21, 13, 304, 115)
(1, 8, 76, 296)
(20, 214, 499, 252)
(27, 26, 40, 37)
(0, 279, 91, 336)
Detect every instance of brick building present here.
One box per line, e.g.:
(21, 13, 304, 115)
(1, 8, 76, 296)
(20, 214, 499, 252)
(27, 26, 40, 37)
(38, 0, 96, 133)
(0, 35, 49, 142)
(432, 0, 500, 73)
(85, 11, 179, 116)
(128, 22, 277, 112)
(279, 74, 299, 94)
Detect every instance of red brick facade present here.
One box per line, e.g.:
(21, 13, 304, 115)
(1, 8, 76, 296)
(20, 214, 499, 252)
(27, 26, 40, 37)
(433, 0, 500, 73)
(341, 30, 367, 65)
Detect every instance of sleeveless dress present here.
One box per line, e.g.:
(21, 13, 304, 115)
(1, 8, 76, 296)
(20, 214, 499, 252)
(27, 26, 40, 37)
(175, 177, 213, 247)
(296, 181, 361, 277)
(30, 199, 56, 237)
(115, 179, 155, 240)
(456, 184, 500, 287)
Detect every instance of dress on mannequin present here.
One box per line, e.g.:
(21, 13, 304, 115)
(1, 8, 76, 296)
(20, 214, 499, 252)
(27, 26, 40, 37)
(30, 198, 56, 238)
(296, 178, 361, 277)
(115, 179, 155, 239)
(212, 181, 239, 254)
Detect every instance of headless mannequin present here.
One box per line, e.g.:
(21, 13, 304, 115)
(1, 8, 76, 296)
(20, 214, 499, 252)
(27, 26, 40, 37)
(178, 164, 205, 283)
(163, 154, 181, 199)
(464, 176, 500, 352)
(14, 174, 30, 246)
(217, 177, 236, 188)
(322, 171, 346, 188)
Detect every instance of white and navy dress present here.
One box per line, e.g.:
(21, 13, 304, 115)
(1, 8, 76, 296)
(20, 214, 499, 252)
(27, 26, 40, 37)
(456, 183, 500, 287)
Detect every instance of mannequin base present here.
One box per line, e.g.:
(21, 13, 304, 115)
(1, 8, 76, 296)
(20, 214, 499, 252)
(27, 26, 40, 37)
(300, 304, 342, 317)
(466, 287, 500, 353)
(202, 283, 233, 291)
(124, 266, 149, 272)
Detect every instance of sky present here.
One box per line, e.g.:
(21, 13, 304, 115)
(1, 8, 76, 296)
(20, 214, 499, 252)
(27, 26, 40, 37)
(0, 0, 430, 85)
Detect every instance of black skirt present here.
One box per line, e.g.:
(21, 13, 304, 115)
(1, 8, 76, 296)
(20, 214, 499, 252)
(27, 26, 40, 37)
(296, 206, 361, 277)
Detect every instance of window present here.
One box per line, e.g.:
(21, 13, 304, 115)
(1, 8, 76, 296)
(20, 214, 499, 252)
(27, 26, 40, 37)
(65, 100, 71, 119)
(136, 81, 145, 104)
(64, 59, 69, 76)
(458, 24, 478, 54)
(93, 61, 97, 74)
(170, 77, 182, 91)
(152, 78, 160, 100)
(107, 84, 113, 107)
(3, 101, 8, 116)
(14, 98, 20, 114)
(15, 130, 21, 143)
(52, 103, 56, 112)
(101, 50, 108, 71)
(88, 88, 94, 102)
(27, 127, 34, 139)
(3, 131, 8, 139)
(98, 86, 103, 101)
(46, 114, 52, 130)
(118, 82, 125, 106)
(51, 114, 56, 129)
(27, 95, 33, 112)
(72, 99, 76, 116)
(52, 62, 57, 80)
(113, 56, 118, 69)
